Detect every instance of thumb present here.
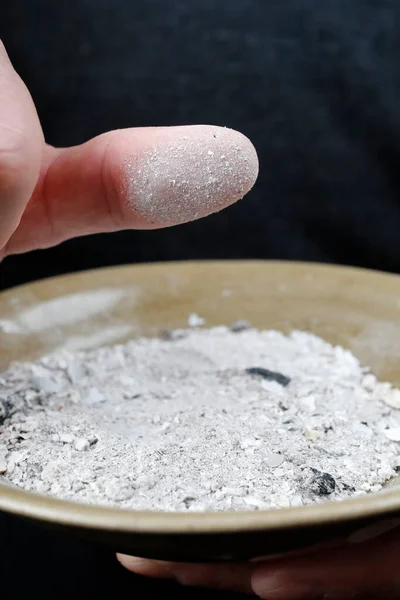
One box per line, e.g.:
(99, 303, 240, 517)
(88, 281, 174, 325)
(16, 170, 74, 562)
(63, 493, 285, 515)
(6, 124, 259, 255)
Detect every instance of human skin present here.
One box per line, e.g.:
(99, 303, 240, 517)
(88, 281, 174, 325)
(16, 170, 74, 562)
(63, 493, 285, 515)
(1, 39, 399, 600)
(0, 41, 258, 259)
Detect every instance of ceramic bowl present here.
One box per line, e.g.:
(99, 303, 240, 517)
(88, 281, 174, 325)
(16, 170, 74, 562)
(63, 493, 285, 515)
(1, 260, 400, 562)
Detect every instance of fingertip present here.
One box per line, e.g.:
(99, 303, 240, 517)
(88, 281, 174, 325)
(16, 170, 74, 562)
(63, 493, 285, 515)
(116, 554, 174, 579)
(251, 567, 314, 600)
(114, 124, 259, 227)
(117, 554, 253, 594)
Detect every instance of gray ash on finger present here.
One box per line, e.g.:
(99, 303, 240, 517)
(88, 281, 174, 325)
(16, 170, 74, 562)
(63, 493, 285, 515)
(245, 367, 291, 387)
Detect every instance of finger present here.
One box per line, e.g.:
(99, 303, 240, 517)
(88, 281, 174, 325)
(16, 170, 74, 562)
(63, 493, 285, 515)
(251, 529, 400, 599)
(117, 555, 253, 595)
(5, 124, 259, 256)
(0, 40, 43, 247)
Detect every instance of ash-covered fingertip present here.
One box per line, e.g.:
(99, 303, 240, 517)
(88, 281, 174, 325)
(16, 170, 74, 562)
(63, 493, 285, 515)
(123, 124, 259, 227)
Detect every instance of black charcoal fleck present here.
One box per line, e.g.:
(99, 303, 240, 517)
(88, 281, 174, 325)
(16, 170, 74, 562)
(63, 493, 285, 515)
(230, 320, 251, 333)
(0, 398, 14, 425)
(245, 367, 291, 387)
(308, 469, 336, 496)
(183, 496, 196, 509)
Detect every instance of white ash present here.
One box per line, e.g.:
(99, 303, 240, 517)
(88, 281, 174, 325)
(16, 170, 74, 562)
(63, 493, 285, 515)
(1, 327, 400, 512)
(123, 126, 259, 226)
(188, 313, 206, 328)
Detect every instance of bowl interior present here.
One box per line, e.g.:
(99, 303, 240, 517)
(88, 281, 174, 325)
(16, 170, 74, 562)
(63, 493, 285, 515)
(2, 260, 400, 560)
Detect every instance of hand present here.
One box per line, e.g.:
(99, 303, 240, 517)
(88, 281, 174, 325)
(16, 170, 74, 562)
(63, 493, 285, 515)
(0, 40, 258, 260)
(118, 527, 400, 599)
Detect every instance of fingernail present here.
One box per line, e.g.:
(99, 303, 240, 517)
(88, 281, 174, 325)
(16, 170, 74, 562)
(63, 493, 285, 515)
(252, 570, 319, 600)
(124, 125, 259, 225)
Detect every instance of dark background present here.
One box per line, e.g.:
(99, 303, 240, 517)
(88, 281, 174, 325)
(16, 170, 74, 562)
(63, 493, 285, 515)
(1, 0, 400, 597)
(2, 0, 400, 292)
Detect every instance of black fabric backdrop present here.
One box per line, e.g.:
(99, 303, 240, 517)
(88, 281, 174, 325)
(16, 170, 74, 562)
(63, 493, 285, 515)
(0, 1, 400, 597)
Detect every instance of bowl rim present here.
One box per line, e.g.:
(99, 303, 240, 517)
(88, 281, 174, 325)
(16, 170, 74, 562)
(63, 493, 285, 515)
(1, 259, 400, 535)
(2, 480, 400, 534)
